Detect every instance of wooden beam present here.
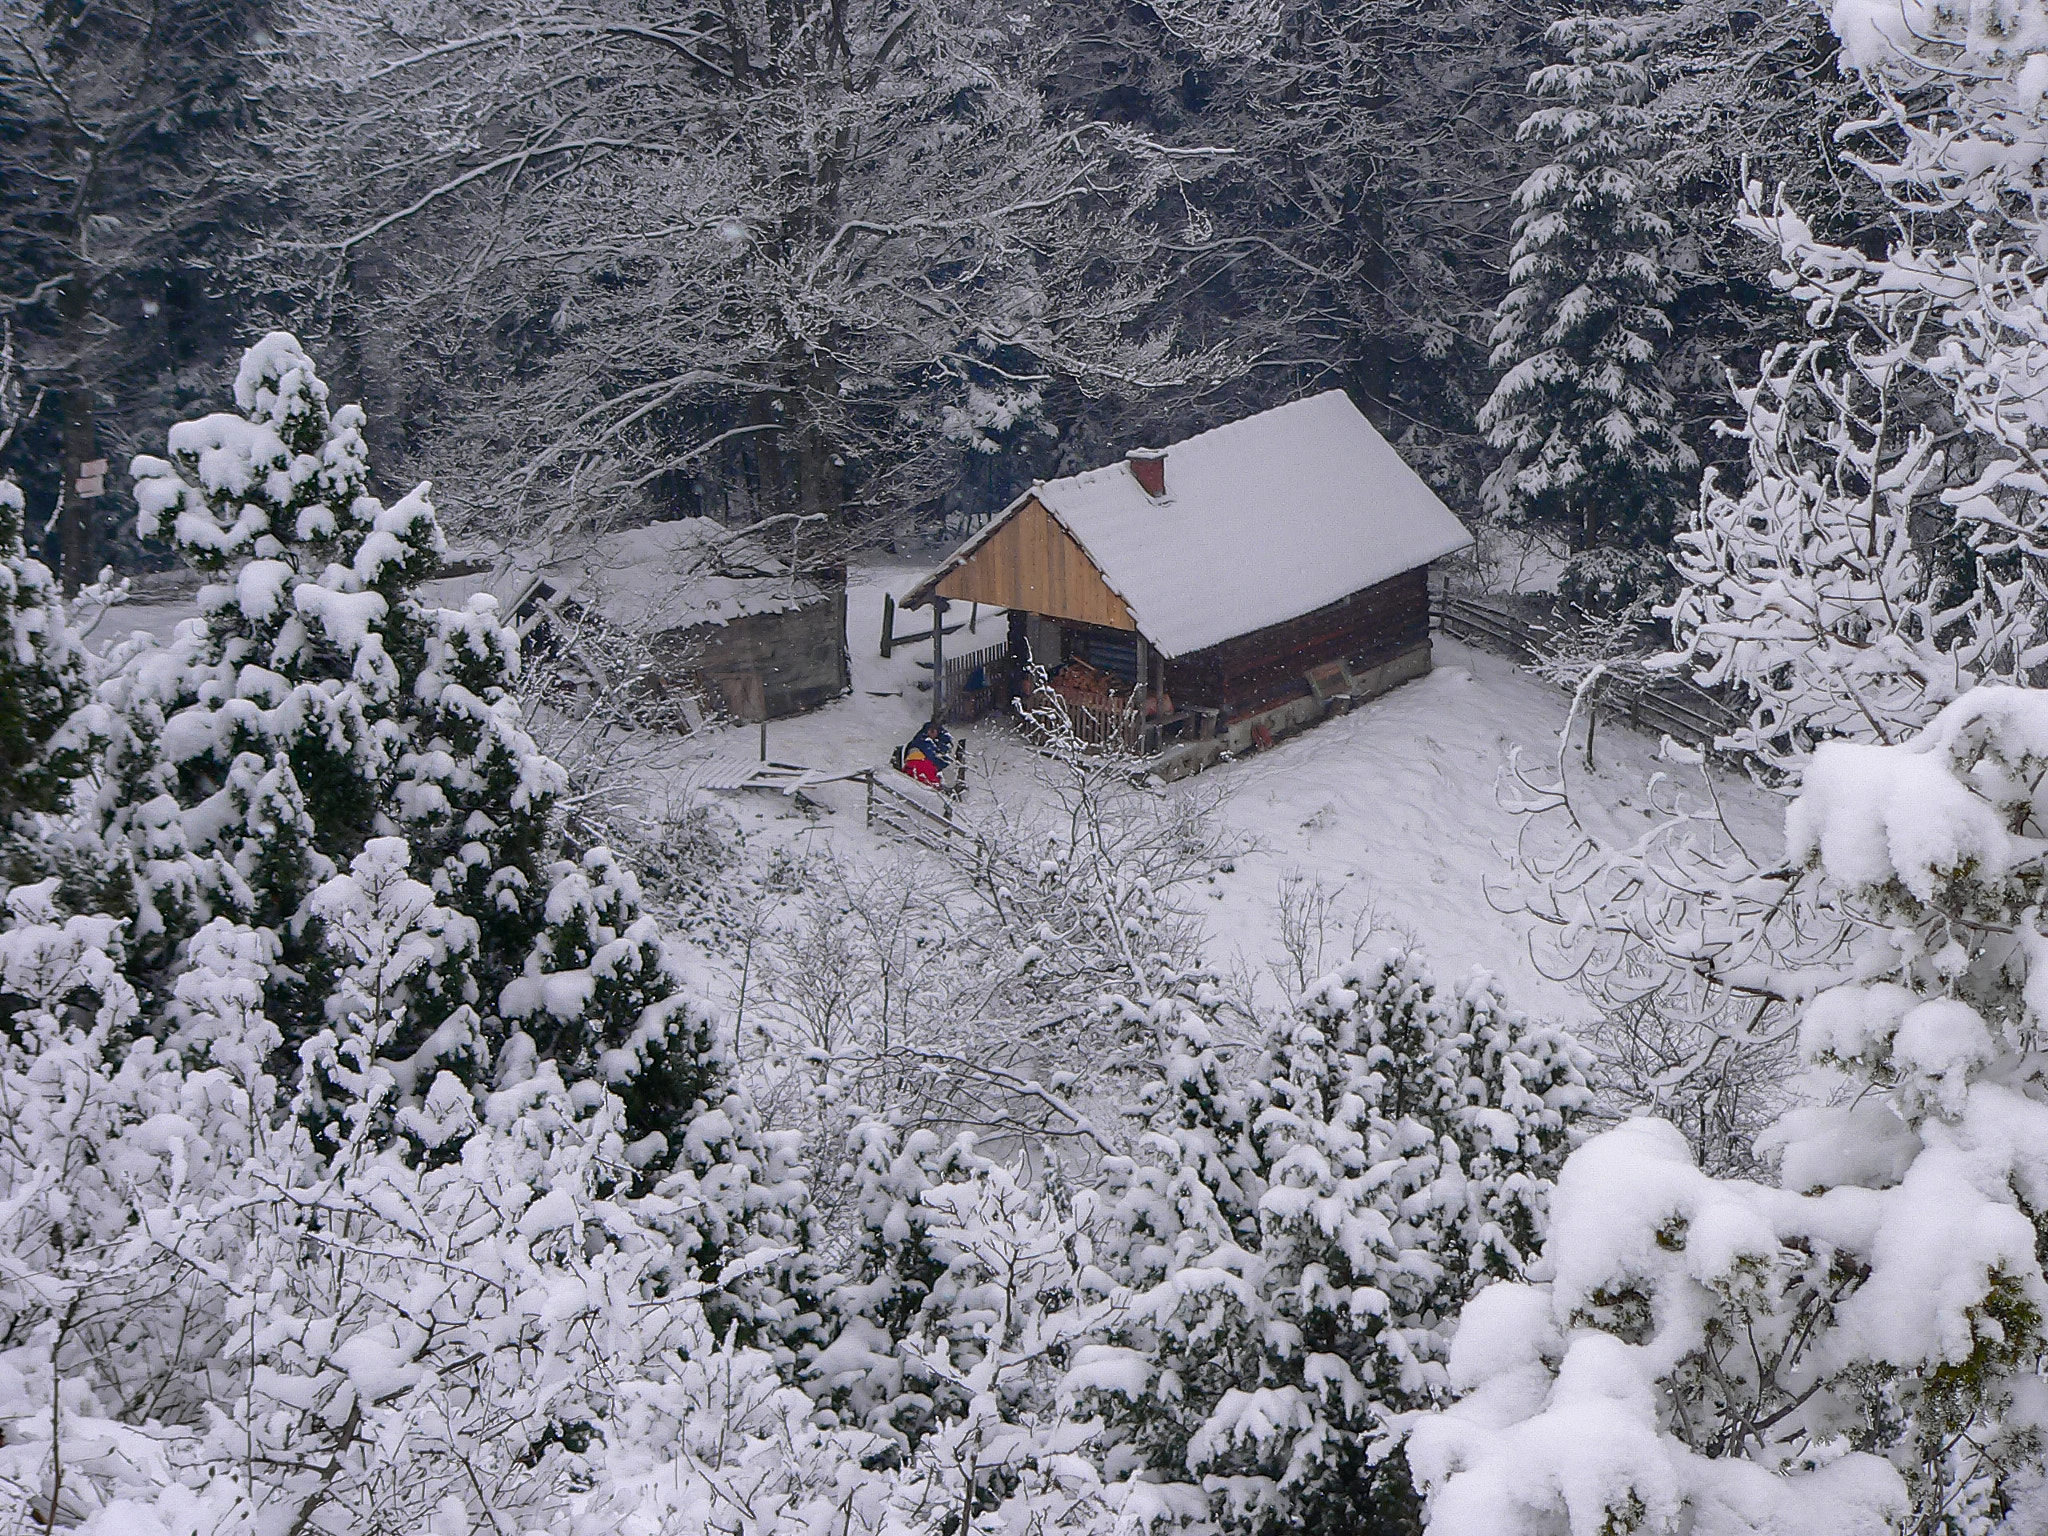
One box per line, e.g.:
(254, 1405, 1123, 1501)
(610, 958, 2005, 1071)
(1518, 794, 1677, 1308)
(1135, 632, 1149, 754)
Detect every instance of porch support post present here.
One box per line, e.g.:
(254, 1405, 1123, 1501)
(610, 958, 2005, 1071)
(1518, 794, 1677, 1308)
(1134, 631, 1149, 753)
(931, 597, 949, 727)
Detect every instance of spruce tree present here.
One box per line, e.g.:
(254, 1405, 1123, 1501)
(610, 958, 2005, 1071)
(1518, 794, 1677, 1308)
(0, 480, 88, 831)
(810, 1118, 998, 1456)
(94, 338, 743, 1169)
(1479, 17, 1694, 554)
(66, 334, 829, 1346)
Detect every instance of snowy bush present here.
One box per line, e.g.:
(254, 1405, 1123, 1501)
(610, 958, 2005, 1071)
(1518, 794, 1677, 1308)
(1663, 276, 2048, 777)
(0, 875, 895, 1536)
(1411, 685, 2048, 1535)
(739, 692, 1241, 1171)
(1081, 951, 1590, 1536)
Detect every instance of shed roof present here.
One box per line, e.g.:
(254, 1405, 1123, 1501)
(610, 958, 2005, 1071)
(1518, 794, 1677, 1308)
(427, 518, 825, 633)
(909, 390, 1472, 658)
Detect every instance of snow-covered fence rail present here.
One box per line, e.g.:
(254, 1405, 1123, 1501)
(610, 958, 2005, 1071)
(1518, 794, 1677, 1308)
(865, 768, 988, 865)
(1429, 591, 1740, 748)
(1631, 679, 1741, 745)
(1431, 591, 1555, 659)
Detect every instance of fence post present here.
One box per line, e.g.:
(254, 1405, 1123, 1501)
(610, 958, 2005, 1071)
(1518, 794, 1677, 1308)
(880, 593, 895, 658)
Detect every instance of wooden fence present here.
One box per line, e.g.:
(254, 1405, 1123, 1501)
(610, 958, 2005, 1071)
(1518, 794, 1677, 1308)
(1431, 592, 1555, 660)
(1053, 695, 1143, 753)
(941, 639, 1012, 725)
(1429, 591, 1741, 749)
(864, 768, 988, 867)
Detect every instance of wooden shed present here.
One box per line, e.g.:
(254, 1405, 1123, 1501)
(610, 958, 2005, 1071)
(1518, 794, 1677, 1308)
(903, 391, 1471, 762)
(438, 518, 849, 724)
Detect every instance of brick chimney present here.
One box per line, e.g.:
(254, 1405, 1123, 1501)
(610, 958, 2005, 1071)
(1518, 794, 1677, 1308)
(1126, 447, 1167, 497)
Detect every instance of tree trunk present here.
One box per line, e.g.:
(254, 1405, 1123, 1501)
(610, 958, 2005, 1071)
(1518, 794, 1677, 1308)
(57, 271, 97, 595)
(748, 389, 789, 518)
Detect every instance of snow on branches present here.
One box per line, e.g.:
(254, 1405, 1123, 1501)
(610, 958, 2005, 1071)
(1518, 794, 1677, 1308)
(1412, 686, 2048, 1535)
(1663, 193, 2048, 777)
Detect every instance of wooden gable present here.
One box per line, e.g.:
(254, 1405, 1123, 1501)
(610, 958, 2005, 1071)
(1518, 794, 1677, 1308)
(931, 497, 1137, 632)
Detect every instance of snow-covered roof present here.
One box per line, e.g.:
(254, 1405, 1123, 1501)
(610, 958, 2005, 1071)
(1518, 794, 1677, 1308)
(427, 518, 825, 633)
(915, 391, 1471, 658)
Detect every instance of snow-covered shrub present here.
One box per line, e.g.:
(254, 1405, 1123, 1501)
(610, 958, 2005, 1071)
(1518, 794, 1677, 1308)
(13, 338, 821, 1358)
(1410, 685, 2048, 1535)
(1080, 951, 1590, 1536)
(1508, 0, 2048, 1185)
(0, 866, 880, 1536)
(740, 694, 1241, 1166)
(1660, 0, 2048, 779)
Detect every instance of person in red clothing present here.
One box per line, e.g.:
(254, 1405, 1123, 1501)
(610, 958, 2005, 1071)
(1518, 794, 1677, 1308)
(898, 721, 952, 787)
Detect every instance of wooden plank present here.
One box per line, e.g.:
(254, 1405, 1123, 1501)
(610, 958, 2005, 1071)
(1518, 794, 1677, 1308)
(932, 498, 1137, 632)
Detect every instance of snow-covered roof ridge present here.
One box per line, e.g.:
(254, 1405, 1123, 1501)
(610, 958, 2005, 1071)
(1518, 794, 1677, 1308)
(921, 391, 1472, 658)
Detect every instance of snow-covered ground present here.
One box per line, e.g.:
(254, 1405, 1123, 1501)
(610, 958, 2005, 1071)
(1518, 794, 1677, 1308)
(93, 562, 1783, 1026)
(665, 566, 1780, 1024)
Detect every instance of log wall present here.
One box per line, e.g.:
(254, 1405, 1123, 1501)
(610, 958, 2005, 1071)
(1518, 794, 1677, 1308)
(1163, 566, 1431, 721)
(654, 592, 849, 720)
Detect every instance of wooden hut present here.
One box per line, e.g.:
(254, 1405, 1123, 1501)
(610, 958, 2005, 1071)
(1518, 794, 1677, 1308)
(903, 391, 1471, 768)
(436, 518, 849, 724)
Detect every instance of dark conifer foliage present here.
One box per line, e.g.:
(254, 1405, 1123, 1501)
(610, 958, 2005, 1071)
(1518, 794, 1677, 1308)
(0, 0, 270, 582)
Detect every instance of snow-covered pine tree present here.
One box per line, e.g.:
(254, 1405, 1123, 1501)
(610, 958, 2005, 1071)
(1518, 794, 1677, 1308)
(1479, 17, 1694, 555)
(104, 332, 541, 1047)
(84, 336, 816, 1334)
(808, 1118, 999, 1458)
(0, 479, 88, 836)
(1079, 951, 1590, 1536)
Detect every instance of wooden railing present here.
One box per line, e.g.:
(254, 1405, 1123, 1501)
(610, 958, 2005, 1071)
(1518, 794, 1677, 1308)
(1432, 591, 1555, 660)
(1429, 591, 1741, 749)
(864, 768, 987, 865)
